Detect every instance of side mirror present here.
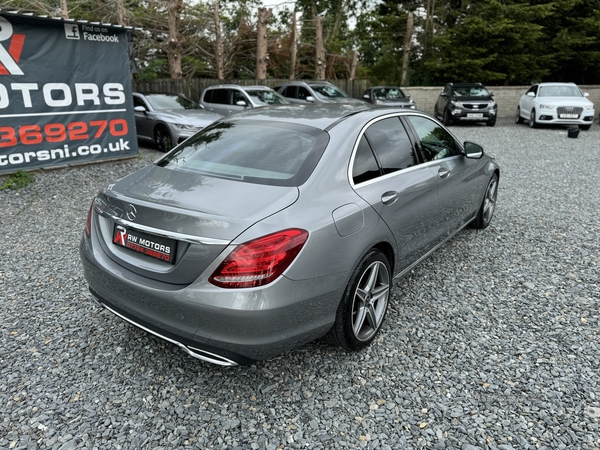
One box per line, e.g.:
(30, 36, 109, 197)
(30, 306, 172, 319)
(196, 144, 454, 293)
(464, 141, 484, 159)
(584, 92, 590, 97)
(490, 92, 495, 97)
(306, 96, 315, 103)
(236, 100, 247, 107)
(406, 93, 411, 98)
(363, 94, 370, 100)
(134, 105, 146, 112)
(440, 92, 448, 98)
(526, 91, 535, 97)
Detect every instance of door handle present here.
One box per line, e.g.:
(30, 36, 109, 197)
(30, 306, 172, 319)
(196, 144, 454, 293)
(381, 191, 399, 205)
(438, 168, 450, 179)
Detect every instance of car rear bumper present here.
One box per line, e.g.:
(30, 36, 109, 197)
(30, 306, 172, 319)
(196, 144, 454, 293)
(80, 237, 345, 365)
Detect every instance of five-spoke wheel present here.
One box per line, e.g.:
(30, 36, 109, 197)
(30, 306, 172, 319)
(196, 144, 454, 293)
(472, 173, 498, 229)
(326, 250, 391, 350)
(154, 125, 174, 152)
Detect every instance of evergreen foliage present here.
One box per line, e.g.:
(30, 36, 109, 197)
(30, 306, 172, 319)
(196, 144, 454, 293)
(3, 0, 600, 84)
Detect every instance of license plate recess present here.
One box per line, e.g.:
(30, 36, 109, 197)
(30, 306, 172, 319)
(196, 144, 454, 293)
(113, 224, 176, 264)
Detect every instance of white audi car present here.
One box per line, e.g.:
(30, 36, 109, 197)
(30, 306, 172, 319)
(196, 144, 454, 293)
(515, 82, 594, 130)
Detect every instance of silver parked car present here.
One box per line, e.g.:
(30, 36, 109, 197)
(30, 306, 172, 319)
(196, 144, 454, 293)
(133, 92, 222, 152)
(80, 104, 500, 366)
(274, 81, 365, 106)
(515, 82, 595, 130)
(199, 84, 289, 116)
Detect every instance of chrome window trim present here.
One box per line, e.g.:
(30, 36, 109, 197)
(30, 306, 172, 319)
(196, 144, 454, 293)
(96, 208, 231, 246)
(348, 111, 461, 190)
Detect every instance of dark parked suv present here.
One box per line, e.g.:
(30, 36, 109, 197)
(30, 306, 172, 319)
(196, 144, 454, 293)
(434, 83, 497, 126)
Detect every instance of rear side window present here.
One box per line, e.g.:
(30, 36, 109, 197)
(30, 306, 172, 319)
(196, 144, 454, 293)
(352, 135, 380, 184)
(157, 120, 329, 187)
(365, 117, 416, 174)
(210, 89, 228, 104)
(203, 89, 213, 103)
(281, 86, 297, 98)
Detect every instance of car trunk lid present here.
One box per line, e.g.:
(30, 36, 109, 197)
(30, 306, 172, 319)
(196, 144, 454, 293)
(92, 164, 299, 285)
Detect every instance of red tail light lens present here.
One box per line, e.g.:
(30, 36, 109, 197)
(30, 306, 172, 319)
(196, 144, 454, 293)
(209, 229, 309, 289)
(84, 199, 94, 239)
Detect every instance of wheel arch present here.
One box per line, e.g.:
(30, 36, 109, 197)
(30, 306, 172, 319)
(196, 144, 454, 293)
(372, 241, 395, 277)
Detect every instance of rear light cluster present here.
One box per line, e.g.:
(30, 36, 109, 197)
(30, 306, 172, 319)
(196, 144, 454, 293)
(84, 199, 95, 239)
(209, 229, 308, 289)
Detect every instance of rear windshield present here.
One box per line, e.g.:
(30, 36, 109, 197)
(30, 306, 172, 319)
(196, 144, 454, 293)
(156, 120, 329, 187)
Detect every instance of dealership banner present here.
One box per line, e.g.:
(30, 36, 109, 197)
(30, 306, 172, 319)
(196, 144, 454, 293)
(0, 13, 137, 174)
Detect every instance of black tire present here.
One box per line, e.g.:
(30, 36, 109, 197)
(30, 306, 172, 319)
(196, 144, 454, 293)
(154, 125, 173, 152)
(486, 119, 496, 127)
(472, 173, 498, 229)
(325, 250, 391, 351)
(442, 109, 452, 126)
(529, 109, 538, 128)
(579, 124, 591, 131)
(515, 106, 524, 124)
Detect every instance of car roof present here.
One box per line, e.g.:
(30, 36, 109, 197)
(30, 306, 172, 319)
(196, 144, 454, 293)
(276, 81, 333, 86)
(134, 92, 181, 96)
(369, 86, 404, 90)
(203, 84, 275, 91)
(218, 103, 417, 131)
(537, 82, 578, 86)
(448, 82, 484, 87)
(241, 85, 274, 91)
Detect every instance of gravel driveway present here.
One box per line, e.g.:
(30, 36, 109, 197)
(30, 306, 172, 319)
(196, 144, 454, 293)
(1, 119, 599, 450)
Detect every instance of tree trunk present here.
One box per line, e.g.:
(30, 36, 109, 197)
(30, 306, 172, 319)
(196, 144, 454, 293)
(289, 11, 297, 80)
(60, 0, 68, 19)
(349, 50, 358, 80)
(315, 16, 326, 80)
(168, 0, 183, 79)
(116, 0, 126, 25)
(256, 7, 273, 80)
(213, 1, 224, 80)
(401, 12, 414, 86)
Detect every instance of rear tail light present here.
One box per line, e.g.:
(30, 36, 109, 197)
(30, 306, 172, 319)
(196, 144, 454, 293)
(209, 229, 309, 288)
(84, 199, 94, 239)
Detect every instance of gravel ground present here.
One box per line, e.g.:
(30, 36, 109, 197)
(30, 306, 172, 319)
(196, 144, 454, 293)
(1, 118, 599, 450)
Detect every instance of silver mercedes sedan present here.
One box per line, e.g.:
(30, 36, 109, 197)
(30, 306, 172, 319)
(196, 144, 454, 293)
(80, 104, 500, 366)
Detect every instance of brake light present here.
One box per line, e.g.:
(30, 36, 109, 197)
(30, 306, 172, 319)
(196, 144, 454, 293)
(209, 229, 309, 288)
(84, 199, 94, 239)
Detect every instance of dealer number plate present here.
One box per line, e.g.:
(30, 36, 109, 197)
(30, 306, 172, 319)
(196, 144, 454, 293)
(559, 113, 578, 119)
(467, 113, 484, 118)
(113, 225, 176, 264)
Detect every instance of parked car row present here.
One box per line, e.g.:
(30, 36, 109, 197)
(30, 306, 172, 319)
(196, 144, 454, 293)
(133, 82, 418, 152)
(432, 81, 595, 131)
(133, 80, 597, 154)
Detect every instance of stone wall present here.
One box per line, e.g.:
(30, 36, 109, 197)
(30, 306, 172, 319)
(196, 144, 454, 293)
(403, 85, 600, 119)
